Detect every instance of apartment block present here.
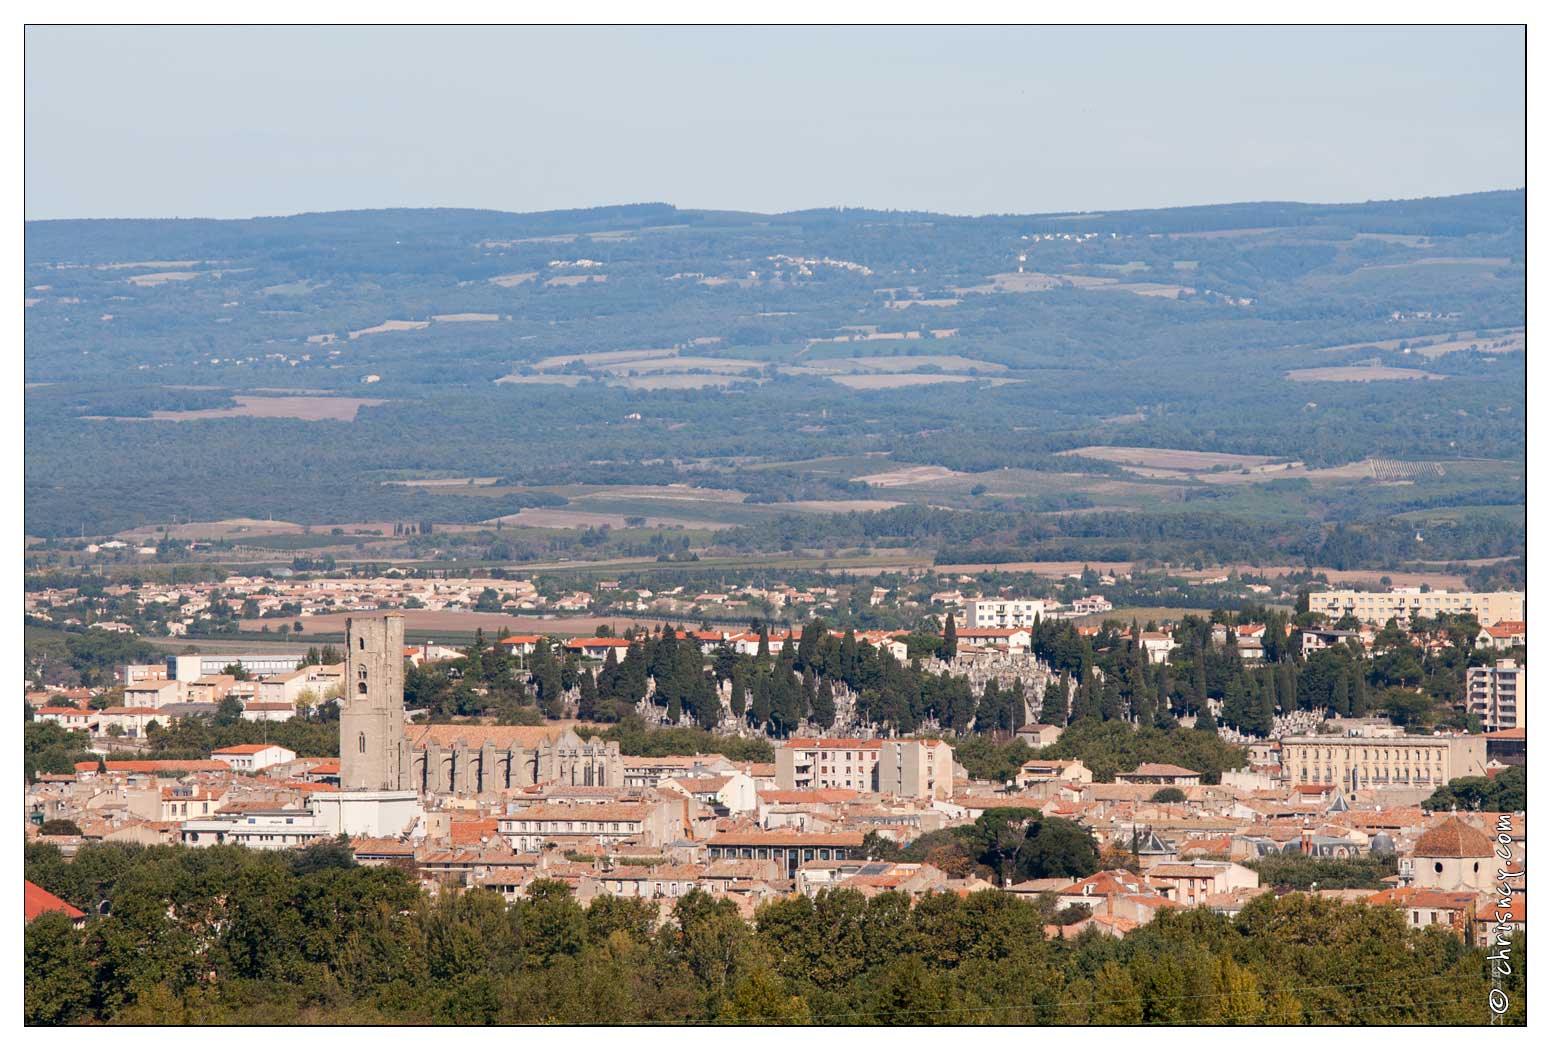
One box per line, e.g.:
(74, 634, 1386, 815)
(1306, 589, 1523, 627)
(775, 738, 882, 793)
(876, 738, 955, 800)
(1466, 659, 1524, 732)
(963, 597, 1060, 628)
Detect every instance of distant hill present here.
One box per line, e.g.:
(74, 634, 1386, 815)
(24, 189, 1524, 554)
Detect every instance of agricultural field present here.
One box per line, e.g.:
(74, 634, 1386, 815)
(1286, 366, 1444, 382)
(85, 395, 385, 423)
(1309, 326, 1524, 359)
(1063, 446, 1285, 471)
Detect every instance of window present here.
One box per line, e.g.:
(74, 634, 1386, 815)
(359, 733, 367, 754)
(359, 637, 366, 650)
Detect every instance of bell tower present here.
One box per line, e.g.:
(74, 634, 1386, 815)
(340, 614, 410, 791)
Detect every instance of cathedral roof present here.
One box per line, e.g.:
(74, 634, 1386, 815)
(409, 724, 572, 750)
(1413, 816, 1495, 858)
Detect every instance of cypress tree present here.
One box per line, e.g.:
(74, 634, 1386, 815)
(812, 679, 836, 729)
(730, 666, 748, 720)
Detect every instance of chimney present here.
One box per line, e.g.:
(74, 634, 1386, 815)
(1301, 824, 1312, 856)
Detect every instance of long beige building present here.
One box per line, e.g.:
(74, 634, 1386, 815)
(1306, 588, 1523, 627)
(1281, 733, 1487, 791)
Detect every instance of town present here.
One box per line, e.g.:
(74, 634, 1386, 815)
(27, 581, 1526, 963)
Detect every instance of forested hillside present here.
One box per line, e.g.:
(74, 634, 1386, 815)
(25, 192, 1524, 564)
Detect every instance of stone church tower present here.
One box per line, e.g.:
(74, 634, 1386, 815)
(341, 614, 411, 791)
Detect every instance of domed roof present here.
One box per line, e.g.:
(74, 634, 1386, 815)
(1413, 816, 1494, 858)
(1370, 833, 1396, 854)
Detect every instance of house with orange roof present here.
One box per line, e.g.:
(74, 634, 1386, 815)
(1145, 861, 1259, 906)
(211, 743, 298, 773)
(1476, 620, 1526, 651)
(24, 881, 86, 928)
(31, 706, 97, 733)
(562, 637, 633, 660)
(1475, 891, 1525, 948)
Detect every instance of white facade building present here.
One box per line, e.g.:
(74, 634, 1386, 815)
(963, 598, 1060, 628)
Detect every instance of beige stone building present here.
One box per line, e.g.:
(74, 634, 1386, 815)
(340, 614, 413, 792)
(498, 798, 678, 853)
(1306, 588, 1523, 627)
(410, 724, 623, 796)
(1281, 733, 1487, 791)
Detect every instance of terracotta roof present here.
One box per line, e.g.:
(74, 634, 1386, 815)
(783, 738, 883, 749)
(351, 836, 415, 856)
(25, 881, 85, 923)
(758, 789, 858, 805)
(1413, 816, 1495, 858)
(213, 743, 288, 755)
(1478, 893, 1525, 923)
(1124, 763, 1201, 777)
(708, 830, 864, 848)
(503, 804, 651, 822)
(451, 819, 501, 846)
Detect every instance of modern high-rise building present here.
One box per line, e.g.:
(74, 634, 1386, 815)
(1466, 659, 1525, 732)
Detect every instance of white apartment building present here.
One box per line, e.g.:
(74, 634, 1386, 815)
(963, 597, 1060, 628)
(1306, 589, 1523, 627)
(180, 808, 333, 850)
(1466, 659, 1525, 732)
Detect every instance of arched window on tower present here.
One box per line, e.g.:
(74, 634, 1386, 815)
(358, 732, 366, 754)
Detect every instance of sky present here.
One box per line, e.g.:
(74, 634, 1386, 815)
(24, 25, 1526, 221)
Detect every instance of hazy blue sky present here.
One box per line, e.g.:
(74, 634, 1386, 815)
(25, 25, 1525, 220)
